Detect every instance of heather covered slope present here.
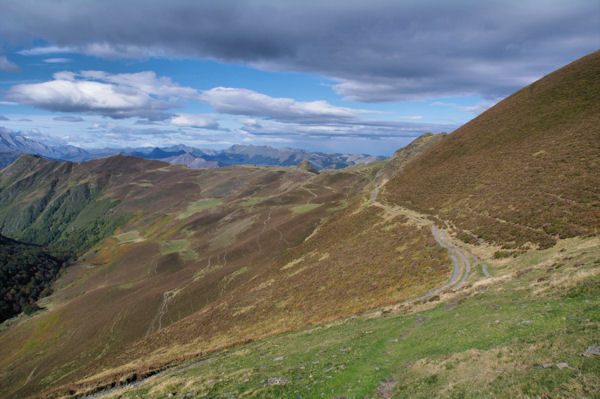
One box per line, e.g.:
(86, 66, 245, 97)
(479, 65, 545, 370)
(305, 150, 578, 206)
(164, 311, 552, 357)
(383, 51, 600, 251)
(0, 146, 449, 398)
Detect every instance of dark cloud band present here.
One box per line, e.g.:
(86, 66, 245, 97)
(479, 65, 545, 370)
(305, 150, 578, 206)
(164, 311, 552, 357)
(2, 0, 597, 102)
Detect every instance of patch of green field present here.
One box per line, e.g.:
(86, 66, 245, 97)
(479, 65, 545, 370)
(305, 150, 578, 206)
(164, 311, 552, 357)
(160, 239, 188, 255)
(291, 203, 322, 214)
(178, 199, 222, 219)
(160, 239, 198, 260)
(102, 238, 600, 399)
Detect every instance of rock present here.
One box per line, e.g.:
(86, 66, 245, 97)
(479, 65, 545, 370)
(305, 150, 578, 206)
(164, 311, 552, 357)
(267, 377, 289, 385)
(520, 305, 528, 309)
(274, 356, 284, 361)
(556, 362, 573, 370)
(377, 379, 398, 399)
(182, 393, 196, 399)
(415, 316, 431, 324)
(543, 363, 553, 368)
(517, 320, 533, 325)
(487, 304, 501, 310)
(582, 345, 600, 357)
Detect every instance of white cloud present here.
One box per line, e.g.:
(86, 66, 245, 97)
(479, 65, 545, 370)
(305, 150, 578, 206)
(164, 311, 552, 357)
(200, 87, 372, 123)
(18, 46, 76, 55)
(43, 58, 71, 63)
(6, 70, 199, 120)
(169, 113, 220, 129)
(0, 55, 19, 72)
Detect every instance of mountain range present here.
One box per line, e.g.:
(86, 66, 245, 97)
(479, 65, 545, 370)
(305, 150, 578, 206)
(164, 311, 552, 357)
(0, 130, 384, 170)
(0, 51, 598, 398)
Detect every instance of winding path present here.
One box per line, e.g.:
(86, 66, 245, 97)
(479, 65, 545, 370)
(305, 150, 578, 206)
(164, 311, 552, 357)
(369, 182, 475, 302)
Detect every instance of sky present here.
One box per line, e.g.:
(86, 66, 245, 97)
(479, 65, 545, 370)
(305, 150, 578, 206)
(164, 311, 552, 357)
(0, 0, 598, 156)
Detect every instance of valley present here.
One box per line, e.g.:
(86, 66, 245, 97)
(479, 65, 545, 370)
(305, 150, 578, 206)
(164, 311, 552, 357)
(0, 51, 598, 398)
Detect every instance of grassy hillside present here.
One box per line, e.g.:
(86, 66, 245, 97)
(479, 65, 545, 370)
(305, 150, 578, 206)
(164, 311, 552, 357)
(383, 51, 600, 252)
(1, 50, 599, 399)
(0, 146, 451, 398)
(0, 154, 143, 253)
(59, 236, 600, 398)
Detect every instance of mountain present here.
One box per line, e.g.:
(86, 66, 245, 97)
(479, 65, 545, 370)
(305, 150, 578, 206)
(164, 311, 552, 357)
(163, 152, 219, 168)
(383, 50, 600, 252)
(92, 51, 599, 399)
(0, 129, 89, 166)
(125, 144, 384, 170)
(0, 150, 20, 169)
(0, 142, 443, 398)
(207, 144, 384, 169)
(0, 131, 385, 170)
(0, 53, 598, 398)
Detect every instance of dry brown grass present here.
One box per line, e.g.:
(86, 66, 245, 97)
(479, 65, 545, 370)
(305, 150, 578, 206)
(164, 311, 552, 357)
(383, 51, 600, 250)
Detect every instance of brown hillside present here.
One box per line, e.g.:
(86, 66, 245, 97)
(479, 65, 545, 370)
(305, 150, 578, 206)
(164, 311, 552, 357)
(383, 51, 600, 250)
(0, 152, 450, 398)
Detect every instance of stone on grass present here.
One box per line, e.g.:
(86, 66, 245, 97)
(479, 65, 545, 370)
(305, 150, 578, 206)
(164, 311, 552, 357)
(267, 377, 289, 386)
(582, 345, 600, 357)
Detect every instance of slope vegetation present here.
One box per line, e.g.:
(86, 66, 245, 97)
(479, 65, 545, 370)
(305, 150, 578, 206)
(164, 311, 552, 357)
(383, 51, 600, 251)
(0, 145, 450, 398)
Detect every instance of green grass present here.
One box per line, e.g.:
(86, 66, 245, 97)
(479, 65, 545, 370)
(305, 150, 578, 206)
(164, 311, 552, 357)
(178, 199, 222, 219)
(291, 203, 322, 214)
(160, 239, 189, 255)
(159, 239, 197, 260)
(108, 295, 599, 398)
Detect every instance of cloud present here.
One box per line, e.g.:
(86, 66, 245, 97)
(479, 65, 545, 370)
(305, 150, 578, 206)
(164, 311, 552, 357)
(200, 87, 372, 123)
(18, 45, 75, 55)
(0, 55, 20, 72)
(431, 98, 503, 115)
(0, 115, 8, 121)
(201, 87, 454, 140)
(6, 70, 198, 120)
(238, 117, 455, 141)
(2, 1, 597, 101)
(169, 113, 221, 129)
(53, 115, 84, 122)
(43, 57, 70, 63)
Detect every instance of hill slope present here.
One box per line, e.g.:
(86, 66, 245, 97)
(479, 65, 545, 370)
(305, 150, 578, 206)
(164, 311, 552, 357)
(383, 51, 600, 251)
(0, 143, 446, 398)
(1, 51, 598, 398)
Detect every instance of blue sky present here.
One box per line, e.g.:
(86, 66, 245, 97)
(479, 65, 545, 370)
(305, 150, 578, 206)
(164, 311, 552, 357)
(0, 0, 598, 156)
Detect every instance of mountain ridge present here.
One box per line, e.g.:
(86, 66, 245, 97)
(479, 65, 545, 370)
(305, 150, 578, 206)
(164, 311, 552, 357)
(0, 131, 386, 170)
(0, 52, 598, 398)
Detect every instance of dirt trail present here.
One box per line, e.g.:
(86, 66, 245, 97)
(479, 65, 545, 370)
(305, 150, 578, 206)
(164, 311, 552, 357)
(369, 183, 476, 301)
